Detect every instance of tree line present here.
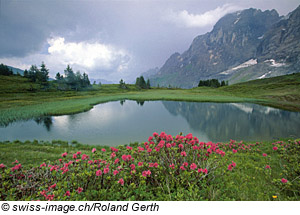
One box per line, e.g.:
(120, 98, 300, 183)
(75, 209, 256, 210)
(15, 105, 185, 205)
(22, 63, 91, 90)
(198, 79, 228, 88)
(0, 64, 14, 76)
(55, 65, 90, 90)
(0, 62, 91, 91)
(135, 76, 150, 89)
(24, 62, 49, 85)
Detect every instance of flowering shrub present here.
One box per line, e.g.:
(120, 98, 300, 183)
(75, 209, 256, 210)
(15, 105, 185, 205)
(0, 134, 299, 200)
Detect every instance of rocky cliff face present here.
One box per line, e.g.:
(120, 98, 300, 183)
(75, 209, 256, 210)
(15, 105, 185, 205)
(257, 5, 300, 65)
(149, 6, 300, 88)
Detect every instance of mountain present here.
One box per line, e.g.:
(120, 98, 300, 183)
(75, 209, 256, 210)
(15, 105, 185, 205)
(228, 5, 300, 84)
(140, 67, 159, 79)
(7, 65, 24, 76)
(257, 5, 300, 64)
(89, 78, 114, 84)
(150, 5, 300, 88)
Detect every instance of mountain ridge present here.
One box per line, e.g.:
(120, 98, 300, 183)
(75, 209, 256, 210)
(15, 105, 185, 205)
(149, 5, 300, 88)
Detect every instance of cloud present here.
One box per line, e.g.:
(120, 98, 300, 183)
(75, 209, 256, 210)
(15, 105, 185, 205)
(163, 4, 241, 28)
(47, 37, 130, 71)
(0, 37, 131, 82)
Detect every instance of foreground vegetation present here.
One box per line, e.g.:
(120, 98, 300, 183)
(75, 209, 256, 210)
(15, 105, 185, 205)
(0, 133, 299, 200)
(1, 72, 300, 126)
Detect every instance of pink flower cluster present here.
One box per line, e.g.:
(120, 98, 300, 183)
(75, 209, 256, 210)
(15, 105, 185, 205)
(142, 170, 151, 177)
(227, 161, 236, 171)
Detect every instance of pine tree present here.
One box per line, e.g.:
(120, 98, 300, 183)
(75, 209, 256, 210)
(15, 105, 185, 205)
(146, 79, 151, 89)
(40, 62, 49, 83)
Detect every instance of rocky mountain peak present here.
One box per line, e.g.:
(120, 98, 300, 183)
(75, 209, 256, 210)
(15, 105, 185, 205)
(149, 5, 299, 88)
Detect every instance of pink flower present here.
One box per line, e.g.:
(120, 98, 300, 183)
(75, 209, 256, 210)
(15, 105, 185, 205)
(114, 158, 120, 164)
(92, 148, 96, 153)
(40, 163, 46, 168)
(142, 170, 151, 177)
(138, 162, 143, 167)
(81, 154, 89, 160)
(147, 148, 152, 153)
(138, 147, 145, 152)
(77, 151, 82, 155)
(130, 164, 136, 170)
(61, 152, 67, 157)
(104, 167, 109, 174)
(62, 168, 69, 174)
(110, 152, 116, 158)
(77, 187, 83, 194)
(281, 178, 288, 183)
(160, 131, 166, 138)
(190, 163, 197, 170)
(231, 161, 236, 167)
(181, 151, 187, 157)
(50, 183, 56, 189)
(203, 168, 208, 174)
(11, 164, 22, 172)
(153, 132, 158, 137)
(228, 162, 236, 171)
(113, 170, 119, 176)
(232, 149, 237, 153)
(166, 143, 172, 148)
(273, 146, 278, 151)
(0, 163, 6, 168)
(169, 163, 175, 169)
(126, 146, 133, 150)
(110, 147, 119, 152)
(265, 165, 271, 169)
(118, 178, 124, 185)
(180, 166, 186, 171)
(96, 169, 102, 176)
(46, 194, 54, 201)
(50, 166, 56, 172)
(72, 154, 77, 159)
(101, 148, 106, 152)
(64, 191, 70, 196)
(121, 154, 132, 162)
(178, 144, 183, 149)
(262, 153, 267, 157)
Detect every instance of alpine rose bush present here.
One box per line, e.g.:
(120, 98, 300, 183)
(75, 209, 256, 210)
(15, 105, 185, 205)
(0, 133, 298, 201)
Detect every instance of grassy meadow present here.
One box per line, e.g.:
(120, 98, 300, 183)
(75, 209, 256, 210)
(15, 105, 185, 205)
(0, 73, 300, 200)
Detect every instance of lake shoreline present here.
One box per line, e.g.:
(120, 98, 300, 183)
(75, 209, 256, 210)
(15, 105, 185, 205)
(1, 73, 300, 126)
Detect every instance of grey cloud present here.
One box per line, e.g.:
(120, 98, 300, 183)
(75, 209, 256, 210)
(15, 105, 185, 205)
(0, 0, 299, 81)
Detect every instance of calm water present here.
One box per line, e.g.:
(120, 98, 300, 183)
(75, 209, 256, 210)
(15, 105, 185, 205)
(1, 100, 300, 146)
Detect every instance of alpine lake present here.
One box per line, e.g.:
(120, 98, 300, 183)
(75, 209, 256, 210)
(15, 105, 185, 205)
(1, 100, 300, 146)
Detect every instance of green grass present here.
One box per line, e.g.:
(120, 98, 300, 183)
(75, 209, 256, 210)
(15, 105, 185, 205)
(1, 73, 300, 125)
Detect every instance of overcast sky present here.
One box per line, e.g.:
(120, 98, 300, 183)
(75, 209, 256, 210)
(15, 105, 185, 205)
(0, 0, 299, 82)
